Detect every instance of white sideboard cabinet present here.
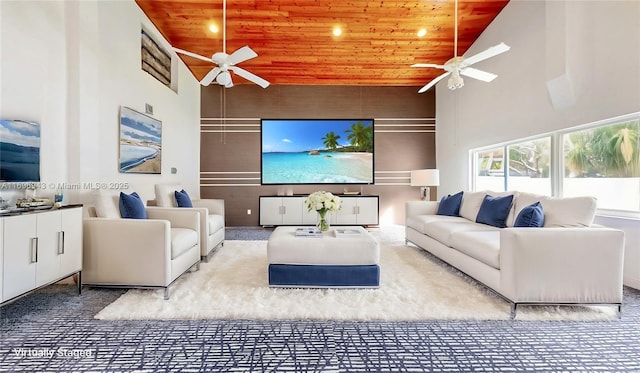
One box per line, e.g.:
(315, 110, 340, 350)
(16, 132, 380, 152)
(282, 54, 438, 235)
(331, 196, 379, 225)
(1, 205, 82, 305)
(259, 197, 311, 226)
(259, 195, 379, 227)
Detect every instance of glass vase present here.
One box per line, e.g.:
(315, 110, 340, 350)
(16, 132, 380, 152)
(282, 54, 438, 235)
(317, 211, 330, 232)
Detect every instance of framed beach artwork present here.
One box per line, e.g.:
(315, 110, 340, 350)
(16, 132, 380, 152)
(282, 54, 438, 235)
(119, 106, 162, 174)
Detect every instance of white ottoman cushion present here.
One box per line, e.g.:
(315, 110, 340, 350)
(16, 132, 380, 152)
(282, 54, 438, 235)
(267, 226, 379, 266)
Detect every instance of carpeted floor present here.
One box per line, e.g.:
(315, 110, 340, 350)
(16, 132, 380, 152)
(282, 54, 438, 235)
(0, 226, 639, 372)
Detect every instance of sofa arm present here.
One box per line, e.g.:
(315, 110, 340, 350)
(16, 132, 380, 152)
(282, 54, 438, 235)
(406, 201, 439, 217)
(500, 227, 625, 304)
(146, 207, 200, 231)
(82, 218, 171, 286)
(192, 198, 225, 217)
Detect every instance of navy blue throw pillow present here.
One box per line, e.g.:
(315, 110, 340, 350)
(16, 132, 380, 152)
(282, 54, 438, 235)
(436, 191, 464, 216)
(119, 192, 147, 219)
(476, 194, 514, 228)
(514, 201, 544, 227)
(175, 189, 193, 208)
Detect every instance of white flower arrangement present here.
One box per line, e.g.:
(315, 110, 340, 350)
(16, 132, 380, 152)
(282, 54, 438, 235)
(304, 191, 342, 214)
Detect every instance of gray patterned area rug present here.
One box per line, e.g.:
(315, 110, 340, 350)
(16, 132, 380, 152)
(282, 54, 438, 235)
(95, 228, 617, 321)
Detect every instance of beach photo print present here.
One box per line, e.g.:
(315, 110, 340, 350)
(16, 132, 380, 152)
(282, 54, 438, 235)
(119, 106, 161, 174)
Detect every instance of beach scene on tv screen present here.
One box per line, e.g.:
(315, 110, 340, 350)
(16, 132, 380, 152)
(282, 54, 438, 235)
(262, 119, 374, 184)
(0, 119, 41, 182)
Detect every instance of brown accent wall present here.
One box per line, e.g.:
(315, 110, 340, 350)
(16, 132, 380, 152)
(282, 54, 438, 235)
(200, 85, 435, 226)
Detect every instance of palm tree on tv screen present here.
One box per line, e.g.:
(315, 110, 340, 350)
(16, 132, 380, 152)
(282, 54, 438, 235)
(345, 121, 373, 152)
(322, 131, 340, 150)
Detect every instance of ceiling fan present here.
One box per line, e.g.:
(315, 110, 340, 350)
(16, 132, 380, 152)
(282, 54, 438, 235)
(173, 0, 269, 89)
(412, 0, 509, 93)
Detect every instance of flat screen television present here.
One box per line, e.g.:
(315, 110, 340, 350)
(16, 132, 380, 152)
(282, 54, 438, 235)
(261, 119, 374, 185)
(0, 119, 41, 182)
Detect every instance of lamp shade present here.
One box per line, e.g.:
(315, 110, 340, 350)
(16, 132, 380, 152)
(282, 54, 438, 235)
(410, 169, 440, 186)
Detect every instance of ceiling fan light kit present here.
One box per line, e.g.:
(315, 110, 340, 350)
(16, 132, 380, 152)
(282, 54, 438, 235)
(216, 71, 233, 87)
(173, 0, 270, 89)
(447, 72, 464, 90)
(412, 0, 510, 93)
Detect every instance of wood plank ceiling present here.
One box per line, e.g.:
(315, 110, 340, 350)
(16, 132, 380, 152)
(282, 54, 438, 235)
(135, 0, 509, 88)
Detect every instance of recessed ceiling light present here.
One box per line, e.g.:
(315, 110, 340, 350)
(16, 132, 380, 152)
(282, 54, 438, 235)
(332, 27, 343, 37)
(209, 24, 219, 33)
(417, 29, 427, 37)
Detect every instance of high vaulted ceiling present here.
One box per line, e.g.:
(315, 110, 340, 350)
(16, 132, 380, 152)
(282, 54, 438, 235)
(136, 0, 509, 88)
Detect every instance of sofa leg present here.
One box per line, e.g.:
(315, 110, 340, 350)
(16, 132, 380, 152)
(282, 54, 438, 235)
(164, 287, 170, 300)
(510, 303, 517, 320)
(77, 271, 82, 295)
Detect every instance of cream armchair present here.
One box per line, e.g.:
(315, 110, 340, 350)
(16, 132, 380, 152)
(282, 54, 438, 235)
(153, 184, 225, 261)
(83, 190, 201, 300)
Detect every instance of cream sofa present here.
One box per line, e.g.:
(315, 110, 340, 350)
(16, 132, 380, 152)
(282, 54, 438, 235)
(83, 189, 201, 299)
(153, 184, 225, 261)
(405, 191, 625, 316)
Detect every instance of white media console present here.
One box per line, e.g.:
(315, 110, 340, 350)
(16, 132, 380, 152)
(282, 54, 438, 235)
(259, 195, 379, 227)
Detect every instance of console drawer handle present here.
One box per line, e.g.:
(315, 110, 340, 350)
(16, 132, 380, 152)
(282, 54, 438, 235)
(30, 237, 38, 263)
(57, 231, 65, 254)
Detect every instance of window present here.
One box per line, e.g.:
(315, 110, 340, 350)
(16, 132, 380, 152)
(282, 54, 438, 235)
(563, 118, 639, 212)
(471, 113, 640, 215)
(475, 147, 505, 191)
(472, 137, 551, 194)
(507, 137, 551, 195)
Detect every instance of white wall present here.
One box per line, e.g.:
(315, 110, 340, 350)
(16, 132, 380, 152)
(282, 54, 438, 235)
(435, 0, 640, 289)
(0, 0, 201, 204)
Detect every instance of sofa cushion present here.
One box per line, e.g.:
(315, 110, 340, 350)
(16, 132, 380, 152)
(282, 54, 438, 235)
(93, 188, 124, 218)
(450, 231, 501, 269)
(423, 218, 498, 247)
(406, 214, 466, 235)
(476, 194, 514, 228)
(208, 214, 225, 233)
(436, 191, 463, 216)
(543, 196, 597, 227)
(514, 201, 544, 227)
(155, 183, 181, 207)
(514, 192, 596, 227)
(171, 228, 198, 259)
(175, 189, 193, 207)
(459, 191, 487, 221)
(119, 192, 147, 219)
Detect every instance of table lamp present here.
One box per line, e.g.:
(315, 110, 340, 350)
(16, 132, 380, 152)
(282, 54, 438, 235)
(410, 169, 440, 201)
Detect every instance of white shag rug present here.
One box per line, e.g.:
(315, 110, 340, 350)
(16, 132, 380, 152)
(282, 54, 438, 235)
(95, 227, 618, 321)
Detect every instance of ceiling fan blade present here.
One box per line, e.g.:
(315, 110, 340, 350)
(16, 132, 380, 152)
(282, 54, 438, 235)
(418, 72, 450, 93)
(411, 63, 446, 69)
(229, 66, 270, 88)
(464, 42, 510, 66)
(173, 47, 212, 63)
(226, 45, 258, 66)
(200, 67, 221, 86)
(460, 67, 497, 82)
